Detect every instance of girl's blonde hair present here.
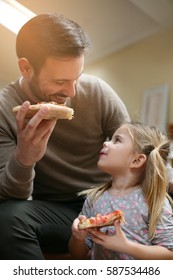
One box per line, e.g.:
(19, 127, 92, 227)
(125, 122, 172, 239)
(81, 122, 172, 239)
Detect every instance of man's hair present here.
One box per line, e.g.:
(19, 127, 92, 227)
(16, 13, 91, 72)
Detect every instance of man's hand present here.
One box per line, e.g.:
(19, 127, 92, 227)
(15, 101, 57, 166)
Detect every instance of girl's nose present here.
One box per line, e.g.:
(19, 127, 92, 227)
(103, 141, 108, 147)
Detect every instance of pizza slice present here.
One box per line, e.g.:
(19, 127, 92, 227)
(78, 210, 125, 229)
(12, 102, 74, 120)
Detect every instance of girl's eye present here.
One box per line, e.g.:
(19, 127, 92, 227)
(112, 136, 120, 143)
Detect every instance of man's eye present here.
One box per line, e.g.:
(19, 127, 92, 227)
(56, 81, 64, 85)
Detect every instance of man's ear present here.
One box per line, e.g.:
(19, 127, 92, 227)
(130, 153, 147, 168)
(18, 58, 33, 79)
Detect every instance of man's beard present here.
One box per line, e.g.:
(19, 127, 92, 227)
(28, 76, 49, 102)
(28, 75, 76, 104)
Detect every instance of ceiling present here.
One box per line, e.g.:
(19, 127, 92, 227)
(1, 0, 173, 86)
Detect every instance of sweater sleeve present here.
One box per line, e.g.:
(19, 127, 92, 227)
(0, 153, 35, 201)
(0, 82, 35, 201)
(151, 198, 173, 249)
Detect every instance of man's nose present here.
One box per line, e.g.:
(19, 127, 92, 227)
(66, 81, 77, 97)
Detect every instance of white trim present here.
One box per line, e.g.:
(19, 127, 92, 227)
(140, 84, 169, 131)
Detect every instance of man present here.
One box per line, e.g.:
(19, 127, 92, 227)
(0, 13, 130, 259)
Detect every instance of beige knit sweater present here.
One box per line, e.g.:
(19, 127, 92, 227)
(0, 74, 130, 202)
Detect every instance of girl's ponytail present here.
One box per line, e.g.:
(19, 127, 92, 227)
(144, 142, 169, 239)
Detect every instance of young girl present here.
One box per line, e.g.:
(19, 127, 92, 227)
(69, 122, 173, 259)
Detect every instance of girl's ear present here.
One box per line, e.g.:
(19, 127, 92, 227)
(18, 58, 33, 79)
(130, 153, 147, 168)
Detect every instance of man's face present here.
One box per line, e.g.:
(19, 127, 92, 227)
(27, 55, 84, 104)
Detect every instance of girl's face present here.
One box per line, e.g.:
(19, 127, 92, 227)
(98, 125, 136, 176)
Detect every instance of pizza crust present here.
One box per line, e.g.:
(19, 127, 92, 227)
(12, 103, 74, 120)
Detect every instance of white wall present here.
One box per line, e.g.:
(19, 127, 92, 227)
(85, 26, 173, 129)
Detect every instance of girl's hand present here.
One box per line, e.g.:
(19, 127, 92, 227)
(71, 216, 89, 241)
(88, 221, 128, 253)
